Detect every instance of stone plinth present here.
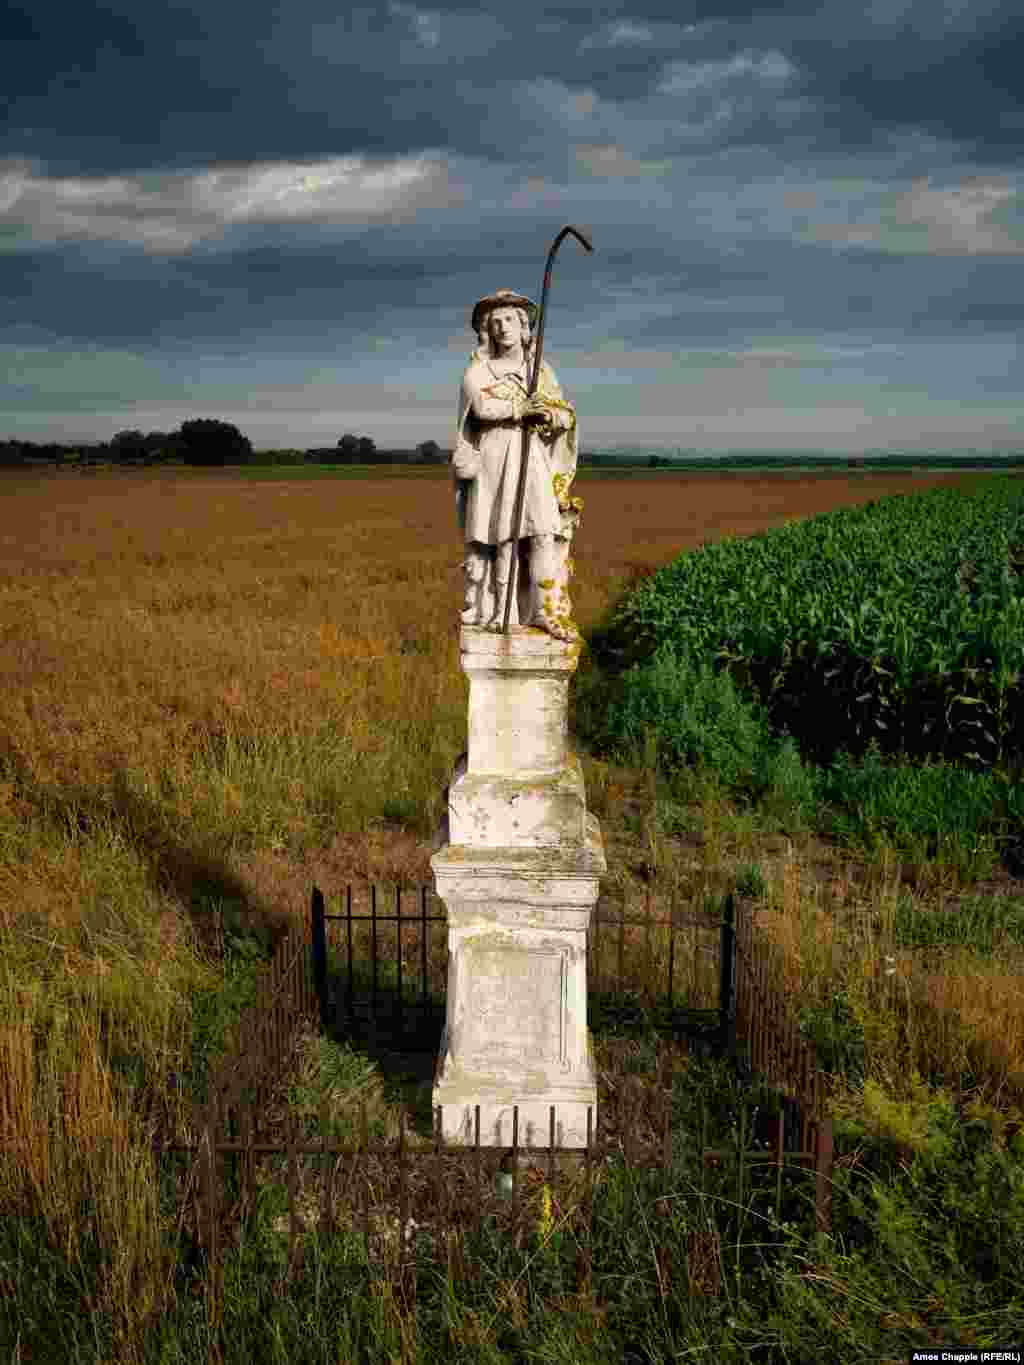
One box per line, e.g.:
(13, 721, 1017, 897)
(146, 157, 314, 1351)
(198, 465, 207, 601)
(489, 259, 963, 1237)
(431, 815, 605, 1148)
(462, 625, 580, 778)
(448, 750, 587, 848)
(432, 625, 604, 1150)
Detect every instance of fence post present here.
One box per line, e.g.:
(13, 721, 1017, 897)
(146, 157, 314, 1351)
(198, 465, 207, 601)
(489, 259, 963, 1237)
(302, 920, 313, 1021)
(666, 888, 675, 1010)
(718, 892, 736, 1058)
(581, 1105, 594, 1293)
(398, 1110, 410, 1280)
(346, 884, 354, 1020)
(283, 938, 293, 1047)
(311, 885, 328, 1034)
(286, 1105, 300, 1282)
(420, 884, 429, 1022)
(394, 884, 404, 1036)
(815, 1116, 833, 1237)
(371, 883, 379, 1011)
(273, 948, 282, 1065)
(201, 1088, 220, 1324)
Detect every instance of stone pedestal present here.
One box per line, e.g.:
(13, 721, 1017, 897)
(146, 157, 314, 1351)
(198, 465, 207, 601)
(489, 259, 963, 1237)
(432, 626, 605, 1149)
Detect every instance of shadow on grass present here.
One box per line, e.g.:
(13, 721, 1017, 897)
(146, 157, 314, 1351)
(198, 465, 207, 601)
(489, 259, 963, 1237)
(0, 745, 295, 965)
(318, 978, 446, 1141)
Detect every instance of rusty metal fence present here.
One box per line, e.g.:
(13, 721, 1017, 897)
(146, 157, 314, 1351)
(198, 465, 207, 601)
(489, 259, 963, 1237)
(309, 881, 736, 1054)
(187, 913, 316, 1122)
(156, 1059, 834, 1322)
(156, 880, 836, 1321)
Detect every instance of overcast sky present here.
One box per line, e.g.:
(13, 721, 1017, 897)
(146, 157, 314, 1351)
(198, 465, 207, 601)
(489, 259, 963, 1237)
(2, 0, 1023, 453)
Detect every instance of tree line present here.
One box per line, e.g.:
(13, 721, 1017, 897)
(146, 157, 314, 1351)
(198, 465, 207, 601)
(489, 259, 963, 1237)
(4, 429, 1013, 473)
(0, 420, 451, 469)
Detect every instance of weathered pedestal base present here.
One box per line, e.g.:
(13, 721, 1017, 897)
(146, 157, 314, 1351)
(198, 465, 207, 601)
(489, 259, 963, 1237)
(431, 816, 604, 1148)
(432, 626, 605, 1150)
(434, 1035, 599, 1149)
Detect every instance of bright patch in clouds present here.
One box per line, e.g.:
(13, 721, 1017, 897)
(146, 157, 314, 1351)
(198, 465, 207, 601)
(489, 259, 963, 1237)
(807, 176, 1024, 254)
(0, 154, 463, 253)
(387, 2, 441, 49)
(656, 50, 795, 98)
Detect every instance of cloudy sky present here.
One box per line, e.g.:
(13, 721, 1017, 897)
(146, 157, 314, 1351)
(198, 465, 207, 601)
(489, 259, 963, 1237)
(2, 0, 1023, 454)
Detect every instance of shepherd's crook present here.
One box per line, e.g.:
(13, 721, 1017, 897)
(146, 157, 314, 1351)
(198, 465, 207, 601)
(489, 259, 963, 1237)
(502, 224, 594, 633)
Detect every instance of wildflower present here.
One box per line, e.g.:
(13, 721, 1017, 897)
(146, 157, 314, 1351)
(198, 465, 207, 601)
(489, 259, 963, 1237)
(537, 1183, 553, 1244)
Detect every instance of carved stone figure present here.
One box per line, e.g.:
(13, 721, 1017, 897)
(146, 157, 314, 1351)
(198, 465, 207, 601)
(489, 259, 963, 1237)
(452, 288, 582, 640)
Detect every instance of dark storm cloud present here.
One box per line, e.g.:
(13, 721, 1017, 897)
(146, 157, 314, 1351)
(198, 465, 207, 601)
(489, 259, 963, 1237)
(1, 0, 1021, 448)
(0, 243, 455, 350)
(786, 11, 1024, 164)
(5, 1, 1020, 178)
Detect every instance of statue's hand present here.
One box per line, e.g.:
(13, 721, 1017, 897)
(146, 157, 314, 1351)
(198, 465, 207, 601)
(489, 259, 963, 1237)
(520, 397, 550, 424)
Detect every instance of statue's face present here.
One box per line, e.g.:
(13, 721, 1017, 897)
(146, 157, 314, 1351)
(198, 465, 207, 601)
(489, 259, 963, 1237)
(487, 307, 527, 353)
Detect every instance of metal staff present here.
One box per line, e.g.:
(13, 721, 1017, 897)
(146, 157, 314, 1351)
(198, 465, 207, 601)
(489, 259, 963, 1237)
(501, 224, 594, 633)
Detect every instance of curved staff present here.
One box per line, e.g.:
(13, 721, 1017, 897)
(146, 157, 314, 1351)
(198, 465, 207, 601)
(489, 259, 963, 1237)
(501, 224, 594, 633)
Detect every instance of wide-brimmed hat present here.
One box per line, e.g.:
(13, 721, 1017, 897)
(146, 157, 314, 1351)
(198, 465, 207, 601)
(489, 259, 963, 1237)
(471, 288, 537, 334)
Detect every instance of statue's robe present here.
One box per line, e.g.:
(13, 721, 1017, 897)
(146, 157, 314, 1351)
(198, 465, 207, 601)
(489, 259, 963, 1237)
(452, 346, 579, 544)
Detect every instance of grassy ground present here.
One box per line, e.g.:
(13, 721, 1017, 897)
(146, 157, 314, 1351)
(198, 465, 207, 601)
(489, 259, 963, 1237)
(1, 464, 1023, 1363)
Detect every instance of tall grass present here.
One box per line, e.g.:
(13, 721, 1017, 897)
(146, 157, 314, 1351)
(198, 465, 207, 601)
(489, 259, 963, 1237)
(2, 464, 1023, 1362)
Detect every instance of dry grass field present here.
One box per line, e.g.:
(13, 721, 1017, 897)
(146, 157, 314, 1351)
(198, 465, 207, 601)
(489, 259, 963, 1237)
(0, 463, 1006, 889)
(3, 462, 1023, 1363)
(0, 465, 995, 915)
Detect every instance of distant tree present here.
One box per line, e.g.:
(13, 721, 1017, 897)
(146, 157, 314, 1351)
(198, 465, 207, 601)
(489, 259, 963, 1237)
(337, 434, 360, 463)
(111, 429, 148, 464)
(177, 418, 252, 466)
(357, 436, 376, 462)
(142, 430, 177, 464)
(0, 441, 28, 467)
(415, 439, 444, 464)
(2, 441, 22, 466)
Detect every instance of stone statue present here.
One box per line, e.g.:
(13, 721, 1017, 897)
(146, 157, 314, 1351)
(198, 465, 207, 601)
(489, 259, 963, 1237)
(452, 288, 583, 641)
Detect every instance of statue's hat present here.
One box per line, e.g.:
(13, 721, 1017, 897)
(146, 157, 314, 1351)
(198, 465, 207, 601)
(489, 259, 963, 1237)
(471, 288, 537, 335)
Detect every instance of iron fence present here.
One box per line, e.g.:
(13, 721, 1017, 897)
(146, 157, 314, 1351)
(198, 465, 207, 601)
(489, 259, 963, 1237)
(156, 1056, 834, 1324)
(155, 879, 838, 1318)
(310, 881, 736, 1054)
(200, 918, 316, 1118)
(732, 896, 830, 1162)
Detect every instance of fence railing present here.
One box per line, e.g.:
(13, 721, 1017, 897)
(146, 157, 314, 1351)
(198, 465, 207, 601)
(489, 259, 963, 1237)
(156, 1052, 834, 1323)
(310, 881, 735, 1053)
(733, 893, 831, 1169)
(307, 879, 829, 1221)
(158, 879, 838, 1316)
(310, 882, 446, 1040)
(200, 914, 317, 1119)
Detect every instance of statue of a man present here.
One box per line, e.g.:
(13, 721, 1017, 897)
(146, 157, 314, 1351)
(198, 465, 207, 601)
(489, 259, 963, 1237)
(451, 288, 582, 641)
